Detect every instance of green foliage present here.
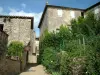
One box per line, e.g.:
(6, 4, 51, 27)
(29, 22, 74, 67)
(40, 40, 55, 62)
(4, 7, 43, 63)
(42, 47, 60, 72)
(39, 12, 100, 75)
(7, 41, 24, 57)
(59, 51, 71, 75)
(52, 72, 62, 75)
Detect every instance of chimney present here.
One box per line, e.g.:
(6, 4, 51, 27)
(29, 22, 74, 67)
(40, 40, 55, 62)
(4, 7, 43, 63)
(46, 0, 48, 5)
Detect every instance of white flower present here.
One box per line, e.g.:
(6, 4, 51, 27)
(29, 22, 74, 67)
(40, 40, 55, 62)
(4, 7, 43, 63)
(51, 61, 53, 62)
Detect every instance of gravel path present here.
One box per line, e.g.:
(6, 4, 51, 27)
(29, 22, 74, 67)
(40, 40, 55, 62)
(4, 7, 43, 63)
(19, 65, 49, 75)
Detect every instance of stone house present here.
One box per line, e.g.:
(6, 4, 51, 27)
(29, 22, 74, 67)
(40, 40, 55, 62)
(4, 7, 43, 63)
(0, 15, 36, 63)
(38, 1, 100, 37)
(84, 2, 100, 17)
(38, 5, 84, 36)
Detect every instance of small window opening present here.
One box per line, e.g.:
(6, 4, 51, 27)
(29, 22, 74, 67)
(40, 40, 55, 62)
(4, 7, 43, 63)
(0, 24, 3, 31)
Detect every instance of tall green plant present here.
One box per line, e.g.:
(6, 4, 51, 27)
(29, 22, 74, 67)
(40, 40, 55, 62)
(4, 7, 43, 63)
(7, 41, 24, 57)
(39, 12, 100, 75)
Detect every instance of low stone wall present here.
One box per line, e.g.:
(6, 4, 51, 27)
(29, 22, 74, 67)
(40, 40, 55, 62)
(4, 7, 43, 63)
(5, 59, 20, 75)
(0, 30, 27, 75)
(22, 51, 27, 71)
(0, 52, 27, 75)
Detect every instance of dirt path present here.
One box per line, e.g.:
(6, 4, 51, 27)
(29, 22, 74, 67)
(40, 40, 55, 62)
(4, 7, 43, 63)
(19, 65, 49, 75)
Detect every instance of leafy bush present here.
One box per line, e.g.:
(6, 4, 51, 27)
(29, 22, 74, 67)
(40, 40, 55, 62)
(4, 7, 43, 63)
(39, 12, 100, 75)
(52, 72, 62, 75)
(42, 47, 60, 73)
(59, 51, 71, 75)
(7, 41, 24, 57)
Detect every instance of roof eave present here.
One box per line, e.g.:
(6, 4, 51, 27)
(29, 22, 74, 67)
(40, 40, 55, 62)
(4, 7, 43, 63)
(38, 5, 85, 28)
(0, 15, 34, 19)
(85, 1, 100, 12)
(38, 5, 48, 28)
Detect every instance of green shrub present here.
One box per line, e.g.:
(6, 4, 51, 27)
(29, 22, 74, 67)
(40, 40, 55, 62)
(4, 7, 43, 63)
(7, 41, 24, 57)
(59, 51, 71, 75)
(52, 72, 62, 75)
(42, 47, 60, 73)
(39, 12, 100, 75)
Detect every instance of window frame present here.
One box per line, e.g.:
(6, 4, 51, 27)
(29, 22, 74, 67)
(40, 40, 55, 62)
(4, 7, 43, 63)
(70, 10, 75, 19)
(57, 9, 63, 17)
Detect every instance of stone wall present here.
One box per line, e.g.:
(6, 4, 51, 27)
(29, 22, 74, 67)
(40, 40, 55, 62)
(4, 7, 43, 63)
(47, 7, 82, 32)
(0, 17, 32, 46)
(0, 30, 8, 75)
(0, 52, 27, 75)
(84, 4, 100, 16)
(40, 7, 83, 36)
(40, 9, 48, 36)
(0, 16, 36, 64)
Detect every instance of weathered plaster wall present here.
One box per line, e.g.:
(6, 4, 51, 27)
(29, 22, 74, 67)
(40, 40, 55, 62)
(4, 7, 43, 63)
(40, 7, 83, 36)
(47, 7, 82, 32)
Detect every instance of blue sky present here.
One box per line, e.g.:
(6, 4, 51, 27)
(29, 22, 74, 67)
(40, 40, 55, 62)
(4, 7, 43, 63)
(0, 0, 100, 37)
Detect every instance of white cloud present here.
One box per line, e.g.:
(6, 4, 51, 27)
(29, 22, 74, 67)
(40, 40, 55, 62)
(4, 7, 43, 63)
(21, 3, 26, 8)
(0, 7, 3, 13)
(9, 8, 42, 37)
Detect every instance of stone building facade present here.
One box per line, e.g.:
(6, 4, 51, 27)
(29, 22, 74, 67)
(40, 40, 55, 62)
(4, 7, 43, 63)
(0, 15, 36, 63)
(38, 2, 100, 37)
(84, 2, 100, 17)
(38, 5, 84, 36)
(0, 15, 33, 46)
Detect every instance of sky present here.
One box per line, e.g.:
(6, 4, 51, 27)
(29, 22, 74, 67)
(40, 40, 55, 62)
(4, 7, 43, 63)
(0, 0, 100, 37)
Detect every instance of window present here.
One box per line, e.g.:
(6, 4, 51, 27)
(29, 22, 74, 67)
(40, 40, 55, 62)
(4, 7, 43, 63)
(81, 12, 84, 17)
(35, 47, 37, 53)
(57, 9, 63, 17)
(94, 8, 99, 14)
(0, 24, 3, 31)
(56, 28, 60, 33)
(70, 11, 75, 18)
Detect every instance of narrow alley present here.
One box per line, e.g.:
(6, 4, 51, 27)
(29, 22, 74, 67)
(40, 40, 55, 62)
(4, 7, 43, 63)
(19, 65, 49, 75)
